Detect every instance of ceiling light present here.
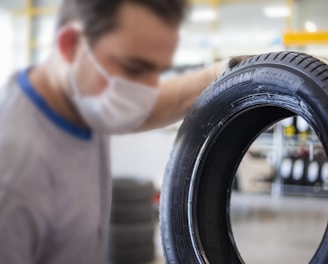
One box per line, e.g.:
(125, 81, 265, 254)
(305, 21, 318, 32)
(264, 6, 291, 18)
(189, 8, 218, 22)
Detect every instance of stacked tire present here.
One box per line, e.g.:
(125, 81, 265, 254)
(109, 177, 155, 264)
(280, 157, 328, 188)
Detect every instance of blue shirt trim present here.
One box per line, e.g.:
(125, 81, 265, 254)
(17, 69, 92, 141)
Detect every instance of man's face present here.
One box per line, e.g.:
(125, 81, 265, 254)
(71, 2, 180, 96)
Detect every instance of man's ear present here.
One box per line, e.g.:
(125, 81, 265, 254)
(56, 25, 81, 63)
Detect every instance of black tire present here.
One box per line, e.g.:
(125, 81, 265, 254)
(280, 157, 294, 184)
(321, 162, 328, 184)
(109, 221, 155, 245)
(160, 51, 328, 263)
(112, 177, 154, 202)
(109, 241, 155, 264)
(111, 201, 154, 224)
(306, 161, 320, 185)
(291, 158, 307, 185)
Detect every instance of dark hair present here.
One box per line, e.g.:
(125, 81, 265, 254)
(56, 0, 188, 44)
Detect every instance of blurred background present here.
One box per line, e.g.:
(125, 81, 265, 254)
(1, 0, 328, 263)
(1, 0, 328, 85)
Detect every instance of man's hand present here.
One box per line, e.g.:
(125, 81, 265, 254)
(228, 55, 254, 69)
(139, 54, 254, 131)
(214, 55, 254, 78)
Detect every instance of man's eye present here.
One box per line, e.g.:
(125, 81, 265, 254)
(123, 66, 145, 76)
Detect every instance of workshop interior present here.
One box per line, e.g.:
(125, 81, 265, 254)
(0, 0, 328, 263)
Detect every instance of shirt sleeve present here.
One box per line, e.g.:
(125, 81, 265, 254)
(0, 147, 50, 264)
(0, 190, 47, 264)
(0, 73, 52, 263)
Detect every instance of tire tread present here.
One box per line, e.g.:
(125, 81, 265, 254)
(229, 51, 328, 92)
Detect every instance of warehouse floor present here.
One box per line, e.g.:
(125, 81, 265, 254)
(151, 192, 328, 264)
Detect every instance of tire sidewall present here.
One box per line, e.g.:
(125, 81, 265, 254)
(161, 62, 328, 263)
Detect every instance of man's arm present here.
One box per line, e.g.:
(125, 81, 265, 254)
(138, 62, 223, 131)
(0, 191, 44, 264)
(138, 56, 253, 131)
(0, 149, 50, 264)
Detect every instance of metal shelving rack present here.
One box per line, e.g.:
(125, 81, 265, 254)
(254, 117, 328, 198)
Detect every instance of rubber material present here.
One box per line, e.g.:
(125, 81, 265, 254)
(109, 241, 155, 264)
(110, 177, 156, 263)
(109, 221, 155, 245)
(111, 201, 154, 223)
(160, 51, 328, 263)
(112, 177, 154, 202)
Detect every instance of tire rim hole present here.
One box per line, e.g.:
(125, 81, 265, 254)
(230, 117, 328, 264)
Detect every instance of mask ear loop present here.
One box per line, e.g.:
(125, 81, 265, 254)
(81, 39, 111, 81)
(68, 69, 82, 98)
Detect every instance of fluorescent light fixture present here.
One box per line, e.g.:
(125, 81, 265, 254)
(264, 6, 291, 18)
(189, 8, 218, 22)
(305, 21, 317, 32)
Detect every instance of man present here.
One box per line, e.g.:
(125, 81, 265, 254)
(0, 0, 240, 263)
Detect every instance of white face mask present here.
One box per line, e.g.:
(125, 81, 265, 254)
(68, 41, 159, 135)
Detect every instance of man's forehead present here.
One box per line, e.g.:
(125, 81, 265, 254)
(114, 2, 180, 35)
(122, 56, 172, 72)
(90, 3, 179, 72)
(115, 1, 181, 28)
(95, 27, 177, 71)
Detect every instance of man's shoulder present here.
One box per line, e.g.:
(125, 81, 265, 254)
(0, 71, 33, 119)
(0, 75, 35, 136)
(0, 123, 45, 175)
(0, 72, 49, 164)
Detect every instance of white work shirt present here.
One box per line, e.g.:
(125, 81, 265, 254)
(0, 69, 111, 264)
